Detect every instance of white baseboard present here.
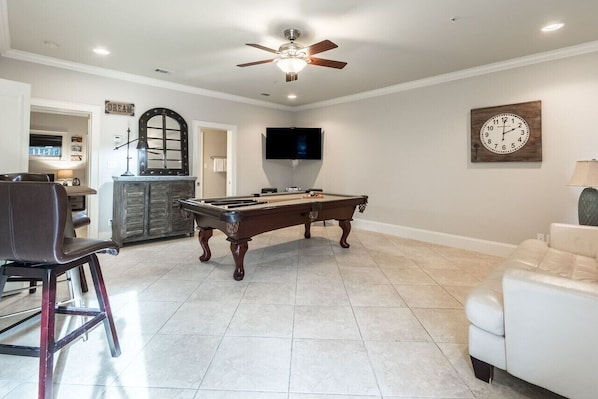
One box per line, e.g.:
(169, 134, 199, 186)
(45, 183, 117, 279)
(100, 218, 515, 257)
(352, 218, 515, 258)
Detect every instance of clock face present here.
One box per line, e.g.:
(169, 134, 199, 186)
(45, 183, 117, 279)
(479, 113, 530, 154)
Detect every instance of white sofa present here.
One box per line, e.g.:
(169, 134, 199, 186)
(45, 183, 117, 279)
(465, 223, 598, 399)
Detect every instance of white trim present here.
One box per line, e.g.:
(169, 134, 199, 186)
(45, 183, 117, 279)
(3, 48, 293, 112)
(2, 0, 596, 114)
(295, 40, 598, 111)
(1, 0, 598, 111)
(352, 218, 515, 258)
(191, 120, 237, 197)
(0, 78, 30, 172)
(30, 98, 102, 238)
(10, 39, 598, 112)
(0, 0, 9, 54)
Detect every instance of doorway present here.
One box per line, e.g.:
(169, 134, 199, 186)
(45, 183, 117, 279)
(201, 128, 227, 197)
(191, 120, 237, 198)
(30, 98, 102, 237)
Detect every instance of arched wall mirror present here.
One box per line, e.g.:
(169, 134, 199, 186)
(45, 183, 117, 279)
(138, 107, 189, 176)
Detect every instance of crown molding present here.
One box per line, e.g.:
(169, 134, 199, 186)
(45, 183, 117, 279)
(7, 40, 597, 112)
(0, 0, 289, 110)
(2, 0, 598, 114)
(1, 48, 294, 112)
(296, 40, 598, 111)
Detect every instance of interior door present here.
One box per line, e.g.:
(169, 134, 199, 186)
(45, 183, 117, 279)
(0, 78, 31, 172)
(192, 120, 237, 198)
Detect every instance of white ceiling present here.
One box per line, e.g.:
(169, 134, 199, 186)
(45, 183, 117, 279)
(3, 0, 598, 107)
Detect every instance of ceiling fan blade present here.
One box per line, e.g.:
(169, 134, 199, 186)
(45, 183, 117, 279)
(309, 57, 347, 69)
(246, 43, 279, 54)
(305, 40, 338, 55)
(286, 72, 298, 82)
(237, 59, 276, 67)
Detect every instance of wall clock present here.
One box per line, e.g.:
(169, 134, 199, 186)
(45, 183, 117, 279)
(471, 100, 542, 162)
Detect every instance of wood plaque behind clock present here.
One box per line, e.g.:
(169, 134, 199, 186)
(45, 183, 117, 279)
(471, 100, 542, 162)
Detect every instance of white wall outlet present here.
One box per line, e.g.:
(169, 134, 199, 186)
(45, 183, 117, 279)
(113, 135, 122, 143)
(536, 233, 545, 241)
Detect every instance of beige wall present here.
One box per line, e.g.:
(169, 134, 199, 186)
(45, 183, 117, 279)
(294, 52, 598, 248)
(0, 58, 293, 237)
(2, 50, 598, 253)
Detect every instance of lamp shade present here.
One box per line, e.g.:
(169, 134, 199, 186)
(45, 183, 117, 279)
(56, 169, 74, 180)
(569, 160, 598, 187)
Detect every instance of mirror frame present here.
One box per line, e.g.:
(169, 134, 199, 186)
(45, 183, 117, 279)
(138, 107, 189, 176)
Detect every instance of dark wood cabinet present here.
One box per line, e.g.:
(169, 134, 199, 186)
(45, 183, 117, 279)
(112, 176, 196, 246)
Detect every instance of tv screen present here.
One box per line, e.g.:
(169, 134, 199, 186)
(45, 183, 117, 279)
(266, 127, 322, 160)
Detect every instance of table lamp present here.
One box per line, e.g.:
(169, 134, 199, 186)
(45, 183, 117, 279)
(569, 160, 598, 226)
(114, 128, 147, 176)
(56, 169, 74, 185)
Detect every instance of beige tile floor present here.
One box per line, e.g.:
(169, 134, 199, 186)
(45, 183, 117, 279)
(0, 225, 565, 398)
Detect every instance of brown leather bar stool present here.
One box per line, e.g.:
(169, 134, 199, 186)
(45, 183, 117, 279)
(0, 172, 90, 293)
(0, 181, 121, 399)
(0, 173, 54, 294)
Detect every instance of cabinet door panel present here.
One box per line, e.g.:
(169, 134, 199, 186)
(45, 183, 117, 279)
(121, 183, 148, 240)
(170, 181, 194, 232)
(148, 183, 169, 236)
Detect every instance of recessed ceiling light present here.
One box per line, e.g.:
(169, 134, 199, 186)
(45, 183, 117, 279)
(93, 48, 110, 55)
(287, 94, 297, 100)
(541, 22, 564, 32)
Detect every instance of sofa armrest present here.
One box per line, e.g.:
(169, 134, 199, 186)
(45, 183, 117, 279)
(503, 268, 598, 399)
(549, 222, 598, 258)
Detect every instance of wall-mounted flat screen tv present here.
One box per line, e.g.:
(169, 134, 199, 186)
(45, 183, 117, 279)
(265, 127, 322, 160)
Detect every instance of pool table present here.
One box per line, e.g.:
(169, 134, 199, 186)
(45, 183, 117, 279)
(179, 192, 368, 280)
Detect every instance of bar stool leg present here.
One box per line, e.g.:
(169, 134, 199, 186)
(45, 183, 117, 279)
(88, 254, 121, 357)
(66, 266, 88, 342)
(0, 267, 7, 297)
(38, 268, 57, 399)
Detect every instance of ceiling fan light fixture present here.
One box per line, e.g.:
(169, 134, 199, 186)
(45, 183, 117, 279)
(276, 57, 308, 73)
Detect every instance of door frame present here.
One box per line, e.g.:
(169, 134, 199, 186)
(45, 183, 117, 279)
(0, 78, 30, 172)
(191, 120, 237, 197)
(30, 98, 101, 237)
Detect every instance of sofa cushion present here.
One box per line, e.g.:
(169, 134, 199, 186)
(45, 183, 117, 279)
(507, 239, 549, 267)
(536, 248, 598, 282)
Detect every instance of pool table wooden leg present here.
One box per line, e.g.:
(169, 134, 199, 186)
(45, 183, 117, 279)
(338, 219, 352, 248)
(304, 222, 312, 239)
(198, 228, 213, 262)
(230, 240, 249, 281)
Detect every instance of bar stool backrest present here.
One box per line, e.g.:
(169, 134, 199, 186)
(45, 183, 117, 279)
(0, 181, 67, 264)
(0, 172, 51, 182)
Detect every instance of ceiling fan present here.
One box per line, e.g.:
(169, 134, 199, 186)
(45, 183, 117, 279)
(237, 28, 347, 82)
